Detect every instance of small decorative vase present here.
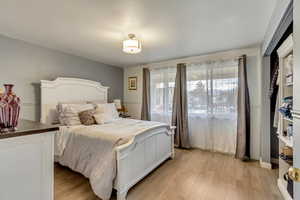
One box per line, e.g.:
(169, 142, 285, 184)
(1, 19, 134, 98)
(0, 84, 21, 131)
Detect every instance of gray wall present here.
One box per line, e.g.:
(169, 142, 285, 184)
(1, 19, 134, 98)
(260, 56, 271, 164)
(0, 34, 123, 121)
(246, 53, 263, 160)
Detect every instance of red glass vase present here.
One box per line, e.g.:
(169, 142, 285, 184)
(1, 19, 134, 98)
(0, 84, 21, 131)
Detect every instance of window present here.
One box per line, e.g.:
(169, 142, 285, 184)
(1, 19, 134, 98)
(150, 67, 176, 123)
(187, 60, 238, 153)
(149, 59, 238, 154)
(187, 62, 238, 118)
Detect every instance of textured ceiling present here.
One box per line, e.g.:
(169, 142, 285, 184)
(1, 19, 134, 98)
(0, 0, 277, 67)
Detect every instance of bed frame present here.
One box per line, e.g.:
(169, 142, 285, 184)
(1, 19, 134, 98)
(40, 77, 175, 200)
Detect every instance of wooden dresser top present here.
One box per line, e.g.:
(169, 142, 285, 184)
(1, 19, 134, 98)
(0, 119, 59, 139)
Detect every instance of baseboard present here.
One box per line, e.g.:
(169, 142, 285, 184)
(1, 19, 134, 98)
(260, 158, 272, 169)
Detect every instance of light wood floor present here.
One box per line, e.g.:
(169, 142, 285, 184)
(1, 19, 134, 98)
(55, 149, 283, 200)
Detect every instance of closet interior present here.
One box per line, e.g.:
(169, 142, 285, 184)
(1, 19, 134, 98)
(270, 23, 294, 200)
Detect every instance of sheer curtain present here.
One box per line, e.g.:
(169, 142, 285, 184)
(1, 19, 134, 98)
(150, 66, 176, 124)
(187, 59, 238, 154)
(149, 59, 238, 154)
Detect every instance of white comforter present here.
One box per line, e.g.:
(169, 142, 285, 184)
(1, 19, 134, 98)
(55, 118, 170, 200)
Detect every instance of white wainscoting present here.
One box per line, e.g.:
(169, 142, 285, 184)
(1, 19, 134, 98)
(21, 102, 39, 121)
(124, 102, 142, 119)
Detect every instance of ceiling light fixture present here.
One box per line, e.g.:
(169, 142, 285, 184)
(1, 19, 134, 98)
(123, 34, 142, 54)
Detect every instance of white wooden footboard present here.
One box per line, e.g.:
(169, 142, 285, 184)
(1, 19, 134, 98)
(114, 126, 175, 200)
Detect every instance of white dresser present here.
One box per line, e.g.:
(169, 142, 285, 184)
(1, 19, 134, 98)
(0, 120, 58, 200)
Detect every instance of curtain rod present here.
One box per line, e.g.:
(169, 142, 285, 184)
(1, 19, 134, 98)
(138, 46, 259, 69)
(143, 55, 244, 69)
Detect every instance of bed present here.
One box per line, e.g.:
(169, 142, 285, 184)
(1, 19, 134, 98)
(40, 77, 175, 200)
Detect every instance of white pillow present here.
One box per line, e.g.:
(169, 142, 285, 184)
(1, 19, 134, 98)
(96, 103, 119, 119)
(93, 112, 114, 124)
(94, 103, 119, 124)
(57, 103, 94, 126)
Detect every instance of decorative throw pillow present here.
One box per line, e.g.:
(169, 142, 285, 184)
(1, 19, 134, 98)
(79, 109, 96, 125)
(95, 103, 119, 119)
(57, 103, 94, 126)
(93, 103, 119, 124)
(94, 112, 114, 124)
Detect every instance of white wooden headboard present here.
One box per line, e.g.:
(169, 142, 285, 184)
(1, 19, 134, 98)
(40, 77, 109, 124)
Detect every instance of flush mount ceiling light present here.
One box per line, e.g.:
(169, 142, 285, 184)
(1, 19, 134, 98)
(123, 34, 142, 54)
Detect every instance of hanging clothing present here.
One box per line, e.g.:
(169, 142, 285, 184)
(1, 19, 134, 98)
(273, 67, 281, 128)
(269, 61, 279, 98)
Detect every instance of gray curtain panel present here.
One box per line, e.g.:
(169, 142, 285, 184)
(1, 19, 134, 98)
(141, 68, 151, 121)
(172, 63, 191, 148)
(235, 55, 251, 160)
